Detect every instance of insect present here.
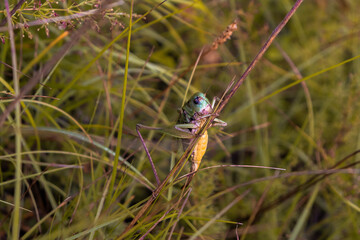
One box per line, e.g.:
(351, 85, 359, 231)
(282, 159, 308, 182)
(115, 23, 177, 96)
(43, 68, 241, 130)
(136, 92, 227, 186)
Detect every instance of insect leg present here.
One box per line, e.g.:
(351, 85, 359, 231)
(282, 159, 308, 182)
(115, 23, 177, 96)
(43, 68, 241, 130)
(136, 124, 161, 186)
(212, 117, 227, 127)
(195, 113, 227, 127)
(211, 97, 218, 109)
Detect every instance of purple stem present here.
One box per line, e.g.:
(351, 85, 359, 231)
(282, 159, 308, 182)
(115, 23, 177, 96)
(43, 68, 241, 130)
(136, 124, 161, 186)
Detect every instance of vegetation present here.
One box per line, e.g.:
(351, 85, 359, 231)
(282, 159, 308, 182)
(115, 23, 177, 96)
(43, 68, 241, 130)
(1, 0, 360, 239)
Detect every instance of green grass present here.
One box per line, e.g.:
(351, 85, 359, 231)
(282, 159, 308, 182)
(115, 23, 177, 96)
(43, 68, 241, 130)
(1, 0, 360, 239)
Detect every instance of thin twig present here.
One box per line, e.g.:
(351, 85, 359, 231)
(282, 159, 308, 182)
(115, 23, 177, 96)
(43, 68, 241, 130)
(167, 187, 192, 240)
(139, 187, 192, 240)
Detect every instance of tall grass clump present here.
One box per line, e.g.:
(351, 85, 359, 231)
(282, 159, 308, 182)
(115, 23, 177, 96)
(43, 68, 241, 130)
(1, 0, 360, 239)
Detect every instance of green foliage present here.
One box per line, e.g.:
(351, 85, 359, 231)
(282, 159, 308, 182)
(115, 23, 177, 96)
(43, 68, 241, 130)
(1, 0, 360, 239)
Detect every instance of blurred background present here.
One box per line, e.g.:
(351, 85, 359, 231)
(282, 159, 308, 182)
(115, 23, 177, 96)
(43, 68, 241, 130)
(1, 0, 360, 239)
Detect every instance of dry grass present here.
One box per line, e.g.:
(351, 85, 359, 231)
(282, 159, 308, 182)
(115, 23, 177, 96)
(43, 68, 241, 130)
(1, 0, 360, 239)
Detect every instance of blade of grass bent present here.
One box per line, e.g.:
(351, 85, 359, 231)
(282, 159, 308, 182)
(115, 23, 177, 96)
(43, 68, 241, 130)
(33, 126, 154, 189)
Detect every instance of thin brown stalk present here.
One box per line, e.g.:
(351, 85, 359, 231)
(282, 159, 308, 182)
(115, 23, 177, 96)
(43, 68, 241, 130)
(168, 188, 192, 240)
(274, 41, 315, 139)
(139, 187, 192, 240)
(240, 149, 360, 220)
(0, 60, 31, 78)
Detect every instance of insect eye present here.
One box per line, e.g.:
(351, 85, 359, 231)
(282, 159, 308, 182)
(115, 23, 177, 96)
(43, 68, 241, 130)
(193, 97, 200, 105)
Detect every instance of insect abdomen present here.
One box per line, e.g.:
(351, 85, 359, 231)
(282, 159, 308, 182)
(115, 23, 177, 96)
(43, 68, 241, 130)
(191, 130, 208, 172)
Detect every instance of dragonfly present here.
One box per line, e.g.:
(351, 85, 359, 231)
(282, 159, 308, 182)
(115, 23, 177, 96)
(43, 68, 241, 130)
(136, 92, 227, 186)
